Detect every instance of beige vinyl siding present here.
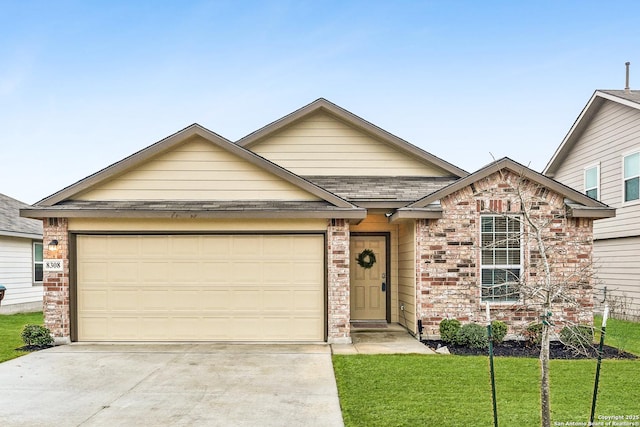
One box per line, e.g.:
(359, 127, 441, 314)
(397, 221, 416, 333)
(251, 112, 451, 176)
(77, 136, 320, 201)
(552, 101, 640, 239)
(350, 214, 400, 322)
(68, 218, 327, 232)
(0, 237, 43, 309)
(594, 237, 640, 319)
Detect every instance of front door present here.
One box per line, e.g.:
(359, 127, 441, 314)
(350, 235, 387, 321)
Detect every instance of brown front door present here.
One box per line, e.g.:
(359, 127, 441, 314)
(350, 235, 387, 320)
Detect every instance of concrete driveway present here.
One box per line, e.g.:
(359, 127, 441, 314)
(0, 343, 344, 427)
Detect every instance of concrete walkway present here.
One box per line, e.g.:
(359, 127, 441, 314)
(331, 324, 435, 355)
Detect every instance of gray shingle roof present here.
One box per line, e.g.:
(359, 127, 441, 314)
(0, 193, 43, 238)
(599, 90, 640, 104)
(303, 176, 458, 203)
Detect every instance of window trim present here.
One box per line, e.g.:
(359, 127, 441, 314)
(622, 150, 640, 205)
(33, 241, 43, 285)
(480, 215, 523, 304)
(583, 163, 600, 200)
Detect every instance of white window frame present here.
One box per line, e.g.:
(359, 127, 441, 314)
(33, 241, 43, 285)
(622, 151, 640, 205)
(584, 163, 600, 200)
(480, 215, 522, 303)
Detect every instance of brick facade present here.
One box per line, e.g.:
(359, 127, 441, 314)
(42, 218, 71, 343)
(417, 170, 595, 337)
(327, 219, 351, 343)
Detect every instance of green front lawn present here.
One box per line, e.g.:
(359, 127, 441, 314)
(334, 316, 640, 427)
(0, 312, 44, 363)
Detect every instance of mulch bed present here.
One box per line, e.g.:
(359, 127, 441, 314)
(422, 340, 638, 360)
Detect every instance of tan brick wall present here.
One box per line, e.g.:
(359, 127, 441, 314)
(327, 219, 351, 343)
(42, 218, 70, 342)
(417, 170, 595, 337)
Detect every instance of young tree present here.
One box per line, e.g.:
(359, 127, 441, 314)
(480, 166, 597, 427)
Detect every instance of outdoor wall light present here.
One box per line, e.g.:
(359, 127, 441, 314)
(48, 240, 59, 251)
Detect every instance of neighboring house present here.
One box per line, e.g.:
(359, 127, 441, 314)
(0, 193, 43, 314)
(20, 99, 613, 343)
(544, 89, 640, 320)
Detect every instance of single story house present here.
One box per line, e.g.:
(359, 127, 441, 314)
(1, 193, 43, 314)
(21, 99, 614, 343)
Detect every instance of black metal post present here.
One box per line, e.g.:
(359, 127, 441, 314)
(486, 303, 498, 427)
(590, 304, 609, 424)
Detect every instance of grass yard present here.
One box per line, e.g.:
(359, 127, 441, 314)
(0, 312, 44, 363)
(595, 314, 640, 356)
(334, 316, 640, 427)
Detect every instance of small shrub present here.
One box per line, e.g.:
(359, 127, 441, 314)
(439, 319, 461, 344)
(456, 323, 488, 349)
(524, 323, 543, 346)
(490, 320, 507, 344)
(21, 324, 53, 347)
(560, 325, 594, 349)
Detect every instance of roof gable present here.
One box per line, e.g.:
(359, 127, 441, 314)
(237, 98, 468, 178)
(34, 124, 358, 210)
(394, 158, 614, 220)
(544, 90, 640, 176)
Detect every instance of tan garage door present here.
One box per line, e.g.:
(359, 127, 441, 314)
(76, 234, 324, 342)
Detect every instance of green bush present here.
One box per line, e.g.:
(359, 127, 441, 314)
(524, 323, 543, 346)
(21, 324, 53, 347)
(490, 320, 507, 344)
(456, 323, 488, 349)
(560, 325, 594, 349)
(439, 319, 461, 344)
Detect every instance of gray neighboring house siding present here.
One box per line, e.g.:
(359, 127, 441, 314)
(0, 193, 44, 314)
(545, 90, 640, 320)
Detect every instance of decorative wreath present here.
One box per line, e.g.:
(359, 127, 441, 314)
(356, 249, 377, 269)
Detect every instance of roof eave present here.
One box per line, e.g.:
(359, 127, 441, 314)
(566, 205, 616, 219)
(389, 208, 443, 222)
(20, 207, 367, 220)
(0, 230, 43, 239)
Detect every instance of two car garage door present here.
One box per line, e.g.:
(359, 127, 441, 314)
(76, 234, 325, 342)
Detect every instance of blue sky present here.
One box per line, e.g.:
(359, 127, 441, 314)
(1, 1, 639, 203)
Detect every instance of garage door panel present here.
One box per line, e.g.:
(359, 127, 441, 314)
(140, 236, 169, 256)
(141, 290, 170, 310)
(263, 290, 292, 309)
(200, 290, 231, 309)
(110, 290, 140, 310)
(77, 234, 324, 342)
(80, 262, 108, 283)
(109, 262, 138, 283)
(140, 262, 170, 283)
(293, 262, 324, 282)
(81, 317, 109, 339)
(79, 290, 109, 310)
(232, 237, 262, 256)
(110, 318, 141, 339)
(263, 263, 292, 282)
(294, 290, 323, 310)
(108, 238, 139, 256)
(169, 262, 201, 282)
(174, 290, 203, 310)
